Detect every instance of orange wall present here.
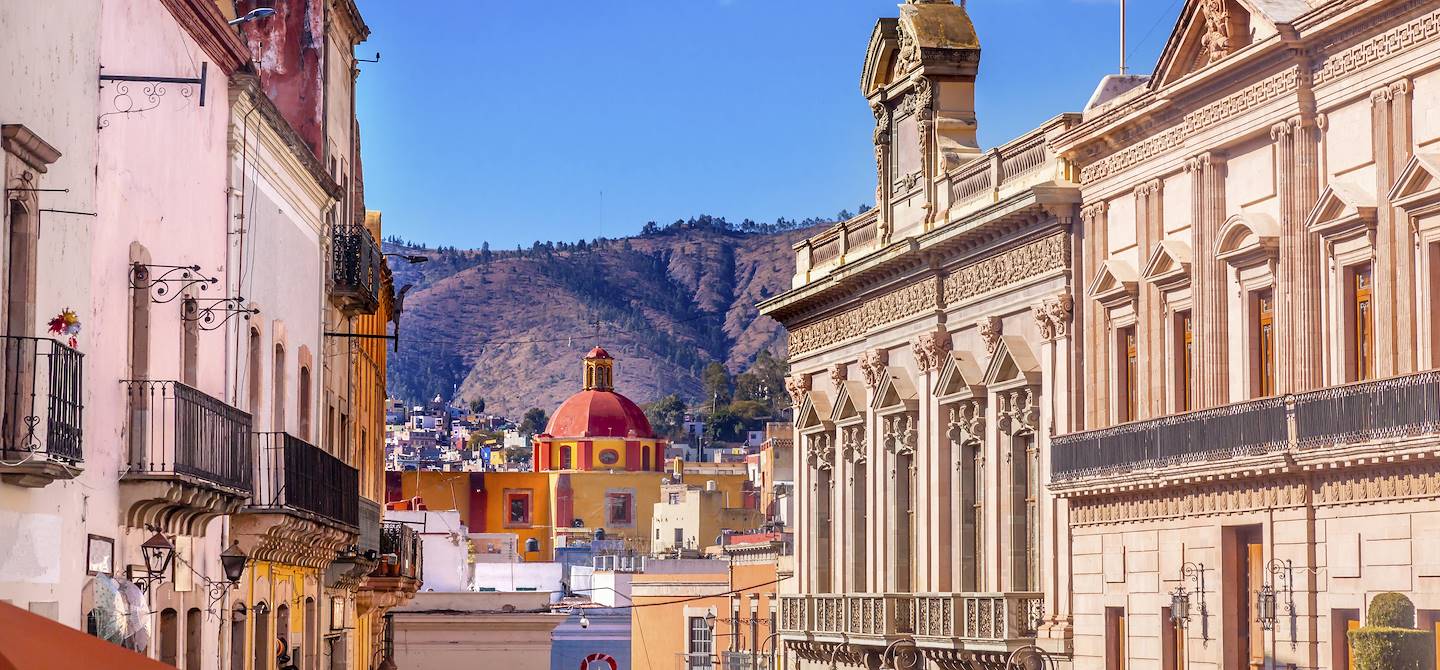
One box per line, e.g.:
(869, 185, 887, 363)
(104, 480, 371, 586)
(630, 573, 729, 670)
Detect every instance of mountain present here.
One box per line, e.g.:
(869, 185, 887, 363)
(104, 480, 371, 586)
(384, 216, 832, 417)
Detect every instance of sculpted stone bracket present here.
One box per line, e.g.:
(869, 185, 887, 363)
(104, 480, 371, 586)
(995, 387, 1039, 438)
(808, 434, 836, 472)
(882, 413, 918, 458)
(231, 512, 357, 570)
(842, 425, 868, 467)
(946, 400, 986, 451)
(1030, 293, 1073, 342)
(119, 477, 249, 536)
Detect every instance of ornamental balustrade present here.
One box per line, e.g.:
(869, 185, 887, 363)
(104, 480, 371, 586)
(782, 593, 1040, 643)
(1052, 370, 1440, 480)
(958, 592, 1044, 641)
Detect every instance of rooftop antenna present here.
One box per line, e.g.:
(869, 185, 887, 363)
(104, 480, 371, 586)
(1119, 0, 1128, 75)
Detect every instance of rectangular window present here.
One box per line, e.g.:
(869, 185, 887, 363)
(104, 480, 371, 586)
(668, 492, 680, 505)
(1117, 326, 1138, 422)
(1256, 290, 1275, 397)
(1176, 311, 1194, 411)
(1351, 263, 1374, 381)
(606, 491, 634, 526)
(504, 489, 532, 528)
(1105, 607, 1127, 670)
(687, 616, 713, 670)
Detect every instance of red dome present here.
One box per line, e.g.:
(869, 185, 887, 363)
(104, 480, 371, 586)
(545, 389, 655, 439)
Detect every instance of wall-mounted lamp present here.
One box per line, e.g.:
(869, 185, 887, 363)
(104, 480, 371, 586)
(1174, 561, 1209, 643)
(207, 540, 250, 608)
(131, 531, 175, 593)
(1260, 558, 1318, 650)
(383, 253, 429, 265)
(228, 7, 277, 26)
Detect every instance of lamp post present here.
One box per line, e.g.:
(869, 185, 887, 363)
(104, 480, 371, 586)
(383, 253, 429, 264)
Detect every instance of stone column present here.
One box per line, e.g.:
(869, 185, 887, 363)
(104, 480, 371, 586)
(913, 328, 951, 592)
(1188, 153, 1229, 407)
(1273, 120, 1297, 394)
(1291, 115, 1324, 391)
(1079, 202, 1109, 427)
(1135, 180, 1165, 416)
(1390, 80, 1417, 374)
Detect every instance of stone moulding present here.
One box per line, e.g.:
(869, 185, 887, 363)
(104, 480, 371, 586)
(787, 232, 1070, 357)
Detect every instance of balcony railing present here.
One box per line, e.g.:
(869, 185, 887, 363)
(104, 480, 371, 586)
(812, 594, 845, 634)
(252, 431, 359, 527)
(783, 593, 1040, 643)
(955, 592, 1044, 641)
(785, 594, 913, 637)
(331, 222, 383, 315)
(1052, 371, 1440, 481)
(677, 653, 713, 670)
(376, 520, 423, 580)
(1051, 396, 1288, 480)
(122, 380, 252, 492)
(778, 594, 810, 633)
(1, 336, 83, 462)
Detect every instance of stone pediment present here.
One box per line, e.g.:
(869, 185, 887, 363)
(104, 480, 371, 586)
(1152, 0, 1301, 86)
(860, 18, 902, 95)
(1306, 180, 1378, 238)
(983, 335, 1041, 387)
(830, 380, 867, 424)
(796, 390, 834, 431)
(1087, 259, 1140, 309)
(871, 368, 919, 413)
(1141, 239, 1193, 292)
(1389, 152, 1440, 211)
(934, 350, 985, 400)
(1215, 212, 1280, 265)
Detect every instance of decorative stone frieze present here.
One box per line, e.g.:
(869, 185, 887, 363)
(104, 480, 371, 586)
(788, 280, 937, 357)
(1071, 477, 1310, 526)
(942, 232, 1070, 306)
(1312, 5, 1440, 85)
(1078, 67, 1300, 184)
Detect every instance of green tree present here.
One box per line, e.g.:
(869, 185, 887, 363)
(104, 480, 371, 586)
(708, 408, 744, 442)
(734, 349, 787, 414)
(644, 394, 687, 440)
(469, 398, 486, 415)
(703, 361, 733, 406)
(519, 407, 548, 436)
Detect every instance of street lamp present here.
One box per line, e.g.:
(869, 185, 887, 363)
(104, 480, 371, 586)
(384, 253, 430, 264)
(227, 7, 276, 26)
(132, 531, 175, 593)
(207, 540, 250, 608)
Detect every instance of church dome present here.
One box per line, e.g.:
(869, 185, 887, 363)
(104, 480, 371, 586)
(544, 347, 655, 439)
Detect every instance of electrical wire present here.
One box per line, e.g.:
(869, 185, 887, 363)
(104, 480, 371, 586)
(575, 575, 790, 612)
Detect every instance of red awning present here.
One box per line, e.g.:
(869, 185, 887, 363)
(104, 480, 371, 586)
(0, 601, 174, 670)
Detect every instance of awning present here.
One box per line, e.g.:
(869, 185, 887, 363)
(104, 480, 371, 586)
(0, 601, 174, 670)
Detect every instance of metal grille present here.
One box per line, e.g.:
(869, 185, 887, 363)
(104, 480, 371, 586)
(330, 223, 383, 314)
(122, 379, 252, 491)
(252, 431, 359, 527)
(1, 336, 83, 462)
(1295, 371, 1440, 449)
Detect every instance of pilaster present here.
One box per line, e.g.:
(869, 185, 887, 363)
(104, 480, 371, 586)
(1188, 152, 1229, 407)
(1291, 115, 1324, 391)
(1080, 201, 1109, 428)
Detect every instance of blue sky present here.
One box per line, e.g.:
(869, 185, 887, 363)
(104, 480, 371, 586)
(355, 0, 1182, 249)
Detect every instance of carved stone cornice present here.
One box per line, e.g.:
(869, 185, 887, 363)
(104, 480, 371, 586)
(1312, 6, 1440, 86)
(231, 512, 356, 570)
(941, 232, 1070, 307)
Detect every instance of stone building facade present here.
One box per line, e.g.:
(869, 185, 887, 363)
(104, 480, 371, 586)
(1052, 1, 1440, 669)
(761, 2, 1083, 667)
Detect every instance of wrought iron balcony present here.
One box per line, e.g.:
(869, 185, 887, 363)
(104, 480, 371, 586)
(122, 380, 252, 492)
(251, 431, 359, 528)
(374, 520, 423, 581)
(0, 336, 83, 486)
(1052, 371, 1440, 481)
(330, 222, 383, 315)
(913, 592, 1044, 643)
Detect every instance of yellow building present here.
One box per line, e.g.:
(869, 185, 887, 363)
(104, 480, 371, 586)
(389, 348, 749, 559)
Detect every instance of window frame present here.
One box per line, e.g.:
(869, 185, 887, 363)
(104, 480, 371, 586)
(604, 488, 636, 527)
(503, 488, 533, 528)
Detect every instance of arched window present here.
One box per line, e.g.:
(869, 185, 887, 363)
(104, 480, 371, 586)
(272, 344, 286, 432)
(229, 603, 247, 670)
(275, 603, 291, 667)
(560, 445, 571, 470)
(248, 328, 263, 415)
(159, 607, 179, 665)
(298, 366, 312, 440)
(185, 607, 202, 668)
(304, 597, 317, 668)
(251, 603, 270, 670)
(5, 199, 37, 337)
